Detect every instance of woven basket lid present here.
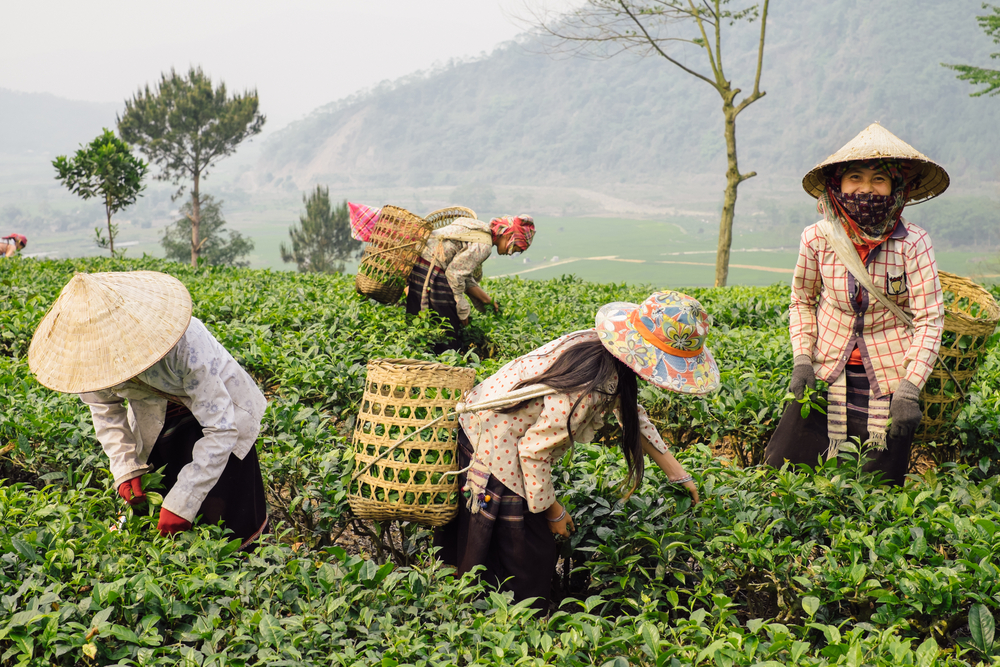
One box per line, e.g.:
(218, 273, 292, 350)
(802, 122, 950, 204)
(28, 271, 192, 393)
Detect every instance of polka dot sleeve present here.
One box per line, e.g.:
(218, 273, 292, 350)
(517, 393, 574, 513)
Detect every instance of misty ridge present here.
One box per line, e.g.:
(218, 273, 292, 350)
(0, 0, 997, 264)
(257, 0, 998, 190)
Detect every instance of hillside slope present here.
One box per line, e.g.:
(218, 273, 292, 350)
(258, 0, 1000, 194)
(0, 89, 119, 155)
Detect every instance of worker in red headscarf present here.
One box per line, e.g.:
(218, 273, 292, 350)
(407, 215, 535, 348)
(2, 234, 27, 258)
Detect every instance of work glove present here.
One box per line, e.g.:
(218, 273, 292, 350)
(889, 379, 922, 439)
(157, 508, 193, 536)
(789, 355, 816, 400)
(118, 477, 146, 507)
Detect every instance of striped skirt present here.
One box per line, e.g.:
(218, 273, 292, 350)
(432, 430, 558, 610)
(407, 258, 462, 352)
(763, 365, 913, 486)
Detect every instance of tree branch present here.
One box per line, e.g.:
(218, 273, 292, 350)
(686, 0, 722, 86)
(617, 0, 718, 87)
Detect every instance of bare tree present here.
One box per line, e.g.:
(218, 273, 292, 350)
(523, 0, 769, 286)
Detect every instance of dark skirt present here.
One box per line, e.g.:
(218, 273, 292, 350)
(433, 429, 558, 609)
(148, 402, 268, 550)
(407, 258, 462, 351)
(763, 365, 913, 486)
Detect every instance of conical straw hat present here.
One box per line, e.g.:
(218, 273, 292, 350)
(28, 271, 192, 393)
(802, 122, 950, 204)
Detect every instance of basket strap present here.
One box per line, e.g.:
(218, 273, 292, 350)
(819, 218, 914, 329)
(351, 384, 557, 482)
(433, 228, 492, 245)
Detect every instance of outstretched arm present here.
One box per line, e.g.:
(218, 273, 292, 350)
(641, 436, 699, 503)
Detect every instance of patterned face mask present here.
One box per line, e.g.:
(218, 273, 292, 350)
(821, 159, 911, 246)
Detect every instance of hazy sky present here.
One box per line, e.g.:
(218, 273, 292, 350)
(2, 0, 576, 132)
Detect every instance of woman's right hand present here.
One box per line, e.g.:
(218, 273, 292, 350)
(681, 479, 700, 504)
(546, 502, 575, 538)
(789, 356, 816, 400)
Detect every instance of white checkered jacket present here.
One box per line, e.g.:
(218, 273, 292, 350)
(789, 218, 944, 399)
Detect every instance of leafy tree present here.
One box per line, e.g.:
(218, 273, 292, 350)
(161, 195, 254, 267)
(118, 66, 265, 266)
(52, 129, 147, 256)
(525, 0, 769, 286)
(281, 186, 362, 273)
(943, 3, 1000, 97)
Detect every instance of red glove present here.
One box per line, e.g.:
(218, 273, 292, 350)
(157, 508, 193, 536)
(118, 477, 146, 506)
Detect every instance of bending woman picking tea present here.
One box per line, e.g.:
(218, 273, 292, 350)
(28, 271, 269, 549)
(764, 123, 947, 485)
(434, 291, 719, 606)
(406, 215, 534, 343)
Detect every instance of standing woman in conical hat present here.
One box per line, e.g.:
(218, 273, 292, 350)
(28, 272, 269, 548)
(764, 123, 948, 485)
(406, 214, 535, 351)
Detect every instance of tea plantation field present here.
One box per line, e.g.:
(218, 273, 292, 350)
(3, 256, 1000, 665)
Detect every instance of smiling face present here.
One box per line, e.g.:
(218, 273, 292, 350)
(840, 164, 892, 196)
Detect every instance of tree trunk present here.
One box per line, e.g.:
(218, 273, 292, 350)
(715, 102, 742, 288)
(190, 171, 201, 267)
(105, 199, 114, 256)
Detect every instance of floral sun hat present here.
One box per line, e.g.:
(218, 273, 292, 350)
(595, 290, 720, 395)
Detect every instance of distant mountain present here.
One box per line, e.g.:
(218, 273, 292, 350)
(0, 89, 119, 156)
(258, 0, 1000, 195)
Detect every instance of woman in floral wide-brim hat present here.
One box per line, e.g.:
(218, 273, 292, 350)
(28, 271, 269, 549)
(433, 290, 720, 608)
(764, 123, 947, 485)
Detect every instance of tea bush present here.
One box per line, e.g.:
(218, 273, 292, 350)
(2, 256, 1000, 665)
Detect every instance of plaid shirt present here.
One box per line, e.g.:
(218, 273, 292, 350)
(790, 218, 944, 398)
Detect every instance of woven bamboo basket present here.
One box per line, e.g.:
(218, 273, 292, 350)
(348, 359, 477, 526)
(915, 271, 1000, 443)
(355, 205, 431, 304)
(425, 206, 477, 230)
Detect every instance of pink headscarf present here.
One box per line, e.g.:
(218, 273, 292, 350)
(349, 203, 381, 242)
(3, 234, 26, 248)
(489, 215, 535, 252)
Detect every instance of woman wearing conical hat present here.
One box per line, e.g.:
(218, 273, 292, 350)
(28, 271, 269, 547)
(764, 123, 947, 485)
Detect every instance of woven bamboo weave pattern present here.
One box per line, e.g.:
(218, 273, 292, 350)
(425, 206, 477, 230)
(355, 205, 431, 304)
(915, 271, 1000, 443)
(348, 359, 476, 526)
(28, 271, 192, 394)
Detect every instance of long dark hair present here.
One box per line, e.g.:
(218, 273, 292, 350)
(497, 338, 643, 492)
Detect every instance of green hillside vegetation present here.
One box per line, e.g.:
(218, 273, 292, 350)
(259, 0, 1000, 192)
(4, 257, 1000, 664)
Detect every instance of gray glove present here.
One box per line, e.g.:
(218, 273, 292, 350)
(789, 355, 816, 400)
(889, 379, 922, 438)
